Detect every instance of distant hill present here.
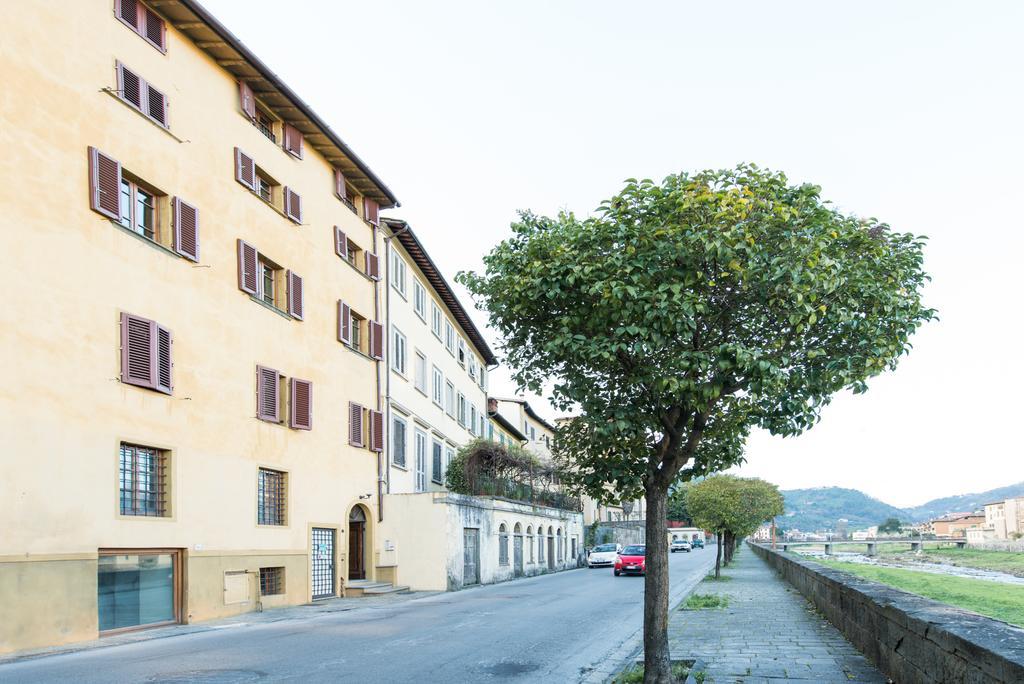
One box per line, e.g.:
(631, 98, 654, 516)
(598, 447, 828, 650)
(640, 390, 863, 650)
(780, 481, 1024, 532)
(780, 487, 905, 531)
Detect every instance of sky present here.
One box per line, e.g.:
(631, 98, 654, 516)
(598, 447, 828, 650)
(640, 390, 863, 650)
(203, 1, 1023, 508)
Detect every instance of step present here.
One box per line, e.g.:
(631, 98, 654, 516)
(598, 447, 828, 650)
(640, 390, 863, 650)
(345, 580, 410, 597)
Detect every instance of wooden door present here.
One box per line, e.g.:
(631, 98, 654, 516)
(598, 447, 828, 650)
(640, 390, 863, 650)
(348, 521, 365, 580)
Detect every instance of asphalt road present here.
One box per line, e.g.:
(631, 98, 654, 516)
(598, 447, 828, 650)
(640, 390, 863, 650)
(0, 549, 714, 684)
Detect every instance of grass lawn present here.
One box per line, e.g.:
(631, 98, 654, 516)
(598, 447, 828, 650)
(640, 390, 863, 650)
(815, 558, 1024, 627)
(683, 593, 730, 610)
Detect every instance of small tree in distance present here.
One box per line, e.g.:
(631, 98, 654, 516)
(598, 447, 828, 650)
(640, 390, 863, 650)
(458, 165, 935, 683)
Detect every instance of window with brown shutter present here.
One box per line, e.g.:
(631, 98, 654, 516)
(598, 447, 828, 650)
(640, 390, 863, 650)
(146, 82, 168, 127)
(369, 410, 384, 452)
(115, 0, 166, 53)
(349, 403, 365, 447)
(120, 312, 172, 395)
(334, 169, 347, 201)
(237, 239, 258, 295)
(283, 124, 303, 159)
(286, 271, 303, 320)
(89, 147, 122, 221)
(234, 147, 256, 191)
(283, 187, 302, 223)
(363, 198, 380, 225)
(239, 81, 256, 120)
(172, 197, 199, 262)
(334, 227, 348, 260)
(289, 378, 312, 430)
(116, 62, 169, 128)
(369, 321, 384, 360)
(365, 252, 380, 281)
(256, 365, 280, 423)
(338, 301, 352, 345)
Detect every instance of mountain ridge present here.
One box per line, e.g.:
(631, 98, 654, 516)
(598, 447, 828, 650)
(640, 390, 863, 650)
(780, 481, 1024, 532)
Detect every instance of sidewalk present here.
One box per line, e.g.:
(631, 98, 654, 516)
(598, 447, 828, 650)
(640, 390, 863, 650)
(668, 547, 887, 683)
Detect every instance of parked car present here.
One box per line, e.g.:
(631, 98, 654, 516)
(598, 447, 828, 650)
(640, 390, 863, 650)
(614, 545, 646, 576)
(670, 539, 691, 553)
(692, 538, 704, 549)
(587, 543, 622, 568)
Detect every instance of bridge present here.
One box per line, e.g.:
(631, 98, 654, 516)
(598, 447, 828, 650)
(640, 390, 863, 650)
(778, 539, 967, 556)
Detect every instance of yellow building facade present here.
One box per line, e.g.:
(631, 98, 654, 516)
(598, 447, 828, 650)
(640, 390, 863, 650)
(0, 0, 399, 653)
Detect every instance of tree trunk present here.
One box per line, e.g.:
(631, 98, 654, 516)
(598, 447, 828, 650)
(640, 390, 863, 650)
(715, 532, 722, 578)
(642, 484, 671, 684)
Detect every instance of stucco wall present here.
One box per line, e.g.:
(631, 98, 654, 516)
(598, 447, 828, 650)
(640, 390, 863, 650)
(0, 0, 386, 652)
(749, 543, 1024, 683)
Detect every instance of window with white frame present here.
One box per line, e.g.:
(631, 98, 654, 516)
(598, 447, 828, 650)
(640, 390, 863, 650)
(457, 392, 467, 426)
(445, 381, 455, 418)
(478, 411, 486, 437)
(391, 250, 407, 297)
(414, 429, 427, 492)
(431, 439, 443, 484)
(414, 350, 427, 394)
(445, 320, 455, 355)
(469, 405, 477, 435)
(391, 414, 408, 468)
(432, 366, 444, 406)
(468, 355, 477, 380)
(457, 338, 467, 367)
(478, 364, 486, 391)
(445, 445, 454, 477)
(391, 327, 407, 375)
(431, 302, 443, 339)
(413, 280, 426, 321)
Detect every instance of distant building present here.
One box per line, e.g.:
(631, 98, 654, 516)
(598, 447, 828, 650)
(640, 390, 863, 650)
(930, 512, 985, 538)
(835, 519, 849, 540)
(752, 523, 774, 542)
(973, 498, 1024, 541)
(851, 526, 879, 541)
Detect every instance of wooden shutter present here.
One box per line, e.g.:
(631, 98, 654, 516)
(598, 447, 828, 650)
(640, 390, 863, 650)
(289, 378, 312, 430)
(145, 82, 168, 127)
(155, 324, 173, 394)
(234, 147, 256, 191)
(172, 197, 199, 262)
(286, 271, 303, 320)
(120, 312, 155, 389)
(88, 147, 121, 221)
(116, 62, 143, 109)
(116, 0, 140, 28)
(237, 239, 258, 295)
(334, 226, 348, 259)
(338, 301, 352, 344)
(142, 5, 166, 51)
(369, 410, 384, 452)
(363, 198, 380, 225)
(365, 252, 380, 281)
(238, 81, 256, 120)
(349, 402, 364, 446)
(369, 321, 384, 360)
(283, 124, 303, 158)
(283, 187, 302, 223)
(334, 169, 347, 200)
(256, 365, 280, 422)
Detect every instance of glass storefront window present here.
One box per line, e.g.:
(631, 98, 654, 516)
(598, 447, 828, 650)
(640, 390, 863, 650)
(98, 552, 176, 632)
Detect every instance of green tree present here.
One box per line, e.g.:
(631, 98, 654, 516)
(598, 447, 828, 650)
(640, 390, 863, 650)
(458, 165, 934, 683)
(666, 486, 690, 523)
(687, 476, 784, 575)
(878, 517, 904, 535)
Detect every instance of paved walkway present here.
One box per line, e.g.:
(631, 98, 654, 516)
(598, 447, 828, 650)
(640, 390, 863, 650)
(668, 547, 887, 683)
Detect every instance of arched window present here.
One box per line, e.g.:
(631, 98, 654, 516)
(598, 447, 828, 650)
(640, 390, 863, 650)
(538, 526, 545, 562)
(498, 523, 509, 566)
(514, 522, 522, 534)
(526, 525, 534, 562)
(557, 528, 563, 562)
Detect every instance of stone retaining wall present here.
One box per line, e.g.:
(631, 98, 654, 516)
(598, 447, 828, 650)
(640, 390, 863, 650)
(749, 543, 1024, 683)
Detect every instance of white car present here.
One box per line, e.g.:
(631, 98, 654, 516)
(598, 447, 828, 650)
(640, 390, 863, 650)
(670, 539, 692, 553)
(587, 543, 622, 568)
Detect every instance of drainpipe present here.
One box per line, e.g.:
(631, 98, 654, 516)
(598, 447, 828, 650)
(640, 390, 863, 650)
(380, 221, 411, 523)
(373, 221, 384, 524)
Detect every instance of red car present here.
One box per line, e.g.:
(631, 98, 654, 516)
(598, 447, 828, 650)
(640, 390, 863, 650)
(614, 544, 646, 576)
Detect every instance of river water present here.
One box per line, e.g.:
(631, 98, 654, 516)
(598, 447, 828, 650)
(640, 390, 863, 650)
(798, 551, 1024, 586)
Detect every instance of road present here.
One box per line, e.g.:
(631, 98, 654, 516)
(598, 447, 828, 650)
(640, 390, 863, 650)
(0, 549, 714, 683)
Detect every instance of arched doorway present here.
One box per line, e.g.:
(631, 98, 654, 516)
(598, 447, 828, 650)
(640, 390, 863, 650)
(547, 526, 555, 570)
(349, 506, 368, 580)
